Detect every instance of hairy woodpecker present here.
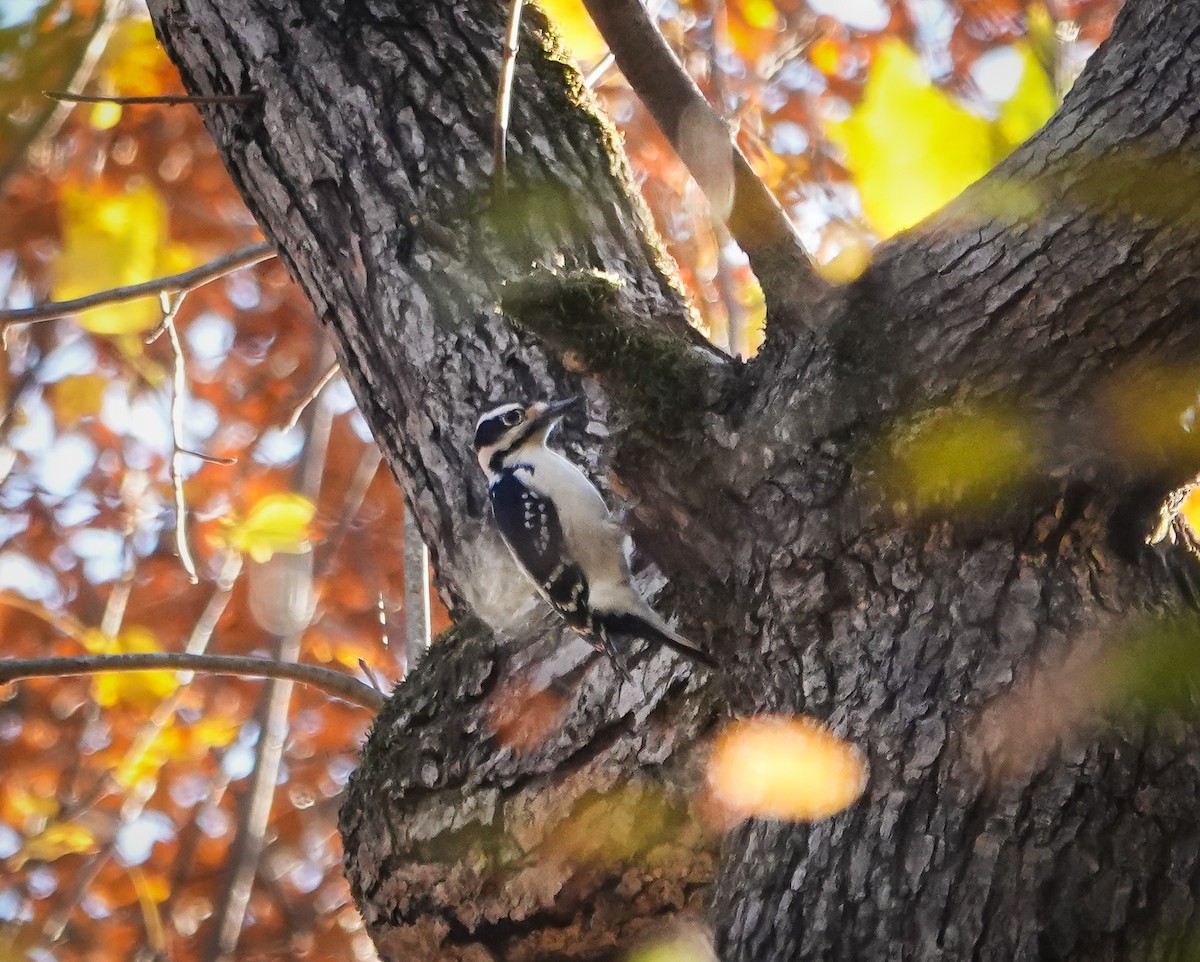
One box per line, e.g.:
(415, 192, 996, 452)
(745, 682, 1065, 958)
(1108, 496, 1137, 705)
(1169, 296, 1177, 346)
(473, 398, 716, 672)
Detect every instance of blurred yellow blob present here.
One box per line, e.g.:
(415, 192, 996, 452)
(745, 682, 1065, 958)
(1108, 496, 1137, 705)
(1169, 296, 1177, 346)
(15, 820, 98, 867)
(706, 716, 868, 822)
(828, 39, 1055, 238)
(814, 221, 873, 284)
(82, 626, 179, 708)
(545, 784, 686, 865)
(54, 182, 171, 335)
(740, 0, 781, 31)
(222, 492, 317, 563)
(881, 404, 1037, 513)
(626, 928, 718, 962)
(539, 0, 608, 62)
(90, 101, 123, 131)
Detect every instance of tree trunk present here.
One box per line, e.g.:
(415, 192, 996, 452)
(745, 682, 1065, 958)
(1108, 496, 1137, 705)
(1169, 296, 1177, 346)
(147, 0, 1200, 960)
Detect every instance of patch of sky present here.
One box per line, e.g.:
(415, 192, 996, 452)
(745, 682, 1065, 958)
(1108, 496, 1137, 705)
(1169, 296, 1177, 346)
(777, 58, 822, 92)
(0, 889, 23, 922)
(0, 0, 42, 29)
(321, 376, 356, 416)
(0, 825, 19, 859)
(186, 311, 235, 367)
(180, 396, 219, 450)
(11, 548, 48, 597)
(0, 510, 29, 545)
(770, 121, 809, 155)
(9, 395, 53, 455)
(226, 273, 261, 310)
(116, 811, 176, 867)
(971, 46, 1026, 103)
(35, 432, 96, 500)
(54, 490, 99, 528)
(289, 860, 324, 894)
(807, 0, 890, 32)
(906, 0, 955, 78)
(126, 393, 172, 453)
(254, 424, 304, 465)
(36, 335, 97, 383)
(27, 867, 56, 900)
(350, 410, 373, 443)
(68, 528, 127, 584)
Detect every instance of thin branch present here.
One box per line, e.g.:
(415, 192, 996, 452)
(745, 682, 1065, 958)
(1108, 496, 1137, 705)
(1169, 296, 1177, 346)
(0, 242, 275, 328)
(45, 90, 259, 106)
(578, 0, 826, 316)
(283, 361, 340, 430)
(403, 504, 432, 661)
(0, 653, 386, 712)
(494, 0, 526, 189)
(209, 409, 332, 962)
(163, 299, 199, 584)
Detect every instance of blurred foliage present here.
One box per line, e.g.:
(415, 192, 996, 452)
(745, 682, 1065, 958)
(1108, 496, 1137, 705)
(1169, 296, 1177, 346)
(0, 0, 1122, 960)
(876, 402, 1040, 514)
(706, 715, 868, 822)
(548, 0, 1119, 354)
(0, 4, 447, 960)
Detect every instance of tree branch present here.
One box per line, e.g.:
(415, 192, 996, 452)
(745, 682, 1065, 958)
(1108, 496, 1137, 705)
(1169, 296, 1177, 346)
(44, 90, 259, 106)
(579, 0, 826, 322)
(0, 653, 386, 712)
(0, 242, 275, 327)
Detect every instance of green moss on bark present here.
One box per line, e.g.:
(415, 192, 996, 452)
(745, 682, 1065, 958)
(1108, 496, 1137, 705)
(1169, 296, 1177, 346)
(501, 267, 712, 432)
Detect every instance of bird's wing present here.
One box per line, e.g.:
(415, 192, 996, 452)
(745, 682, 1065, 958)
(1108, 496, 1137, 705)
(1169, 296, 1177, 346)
(489, 472, 590, 629)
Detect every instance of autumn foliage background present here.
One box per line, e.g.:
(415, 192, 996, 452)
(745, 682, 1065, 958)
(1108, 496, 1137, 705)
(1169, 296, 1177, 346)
(0, 1, 1118, 959)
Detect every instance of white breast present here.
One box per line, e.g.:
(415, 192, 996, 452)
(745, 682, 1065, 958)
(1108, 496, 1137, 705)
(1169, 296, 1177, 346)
(514, 447, 638, 610)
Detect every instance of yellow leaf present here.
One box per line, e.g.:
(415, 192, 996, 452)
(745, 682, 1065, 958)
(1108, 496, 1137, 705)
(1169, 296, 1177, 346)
(99, 19, 172, 98)
(994, 42, 1057, 153)
(740, 0, 780, 31)
(828, 39, 994, 238)
(5, 787, 58, 826)
(16, 821, 97, 866)
(50, 373, 108, 426)
(54, 182, 169, 335)
(82, 625, 179, 707)
(707, 716, 868, 822)
(224, 492, 317, 562)
(539, 0, 608, 62)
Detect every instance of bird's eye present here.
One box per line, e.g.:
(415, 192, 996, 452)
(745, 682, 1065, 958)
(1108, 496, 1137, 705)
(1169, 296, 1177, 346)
(502, 410, 523, 427)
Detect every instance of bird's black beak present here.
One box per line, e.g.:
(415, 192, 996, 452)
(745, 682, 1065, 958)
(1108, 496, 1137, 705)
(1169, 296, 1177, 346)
(527, 396, 582, 432)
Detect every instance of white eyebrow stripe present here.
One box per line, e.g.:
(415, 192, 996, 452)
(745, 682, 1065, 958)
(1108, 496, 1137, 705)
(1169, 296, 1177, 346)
(476, 402, 523, 429)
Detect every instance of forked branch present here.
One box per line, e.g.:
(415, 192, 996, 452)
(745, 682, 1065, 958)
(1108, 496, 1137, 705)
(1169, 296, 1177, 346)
(578, 0, 826, 320)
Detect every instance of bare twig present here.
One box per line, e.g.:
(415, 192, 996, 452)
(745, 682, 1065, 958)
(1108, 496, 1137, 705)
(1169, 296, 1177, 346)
(0, 242, 275, 328)
(579, 0, 825, 314)
(403, 506, 432, 661)
(0, 653, 386, 712)
(208, 400, 335, 962)
(494, 0, 526, 188)
(45, 90, 259, 106)
(283, 361, 340, 431)
(162, 298, 199, 584)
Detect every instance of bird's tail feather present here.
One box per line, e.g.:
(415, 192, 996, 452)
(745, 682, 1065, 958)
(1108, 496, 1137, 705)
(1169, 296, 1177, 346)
(595, 610, 717, 670)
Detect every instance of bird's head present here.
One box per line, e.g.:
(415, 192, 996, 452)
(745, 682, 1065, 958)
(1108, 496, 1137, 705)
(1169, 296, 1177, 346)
(473, 397, 581, 476)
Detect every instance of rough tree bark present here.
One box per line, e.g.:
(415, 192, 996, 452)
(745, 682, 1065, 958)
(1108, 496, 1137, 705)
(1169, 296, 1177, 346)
(146, 0, 1200, 959)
